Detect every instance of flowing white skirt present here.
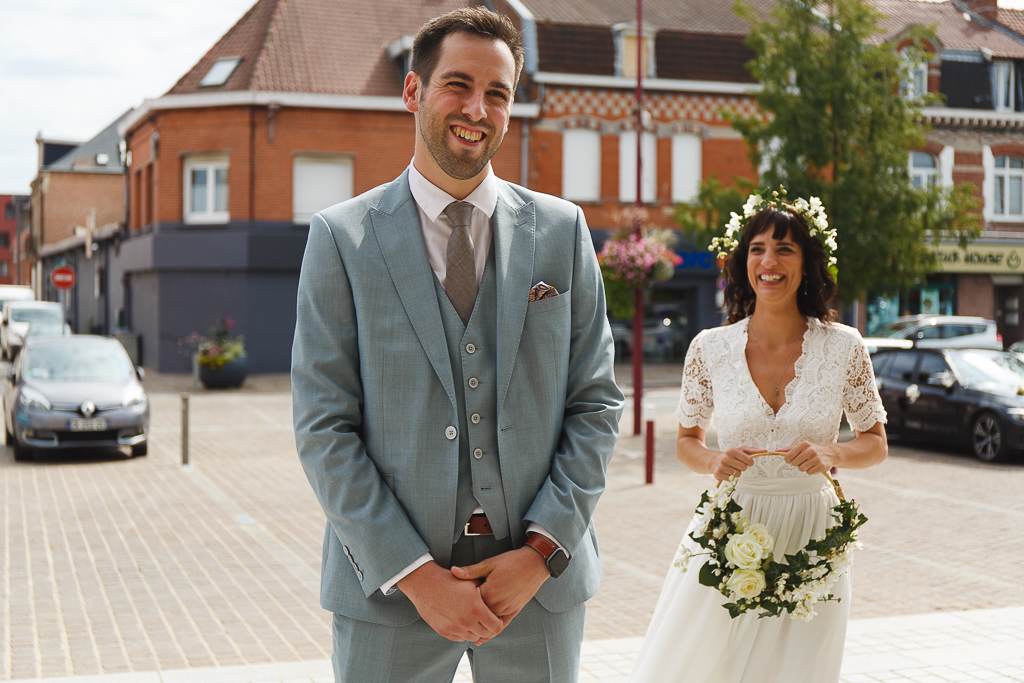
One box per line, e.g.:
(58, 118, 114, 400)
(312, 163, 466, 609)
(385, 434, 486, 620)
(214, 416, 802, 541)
(628, 476, 851, 683)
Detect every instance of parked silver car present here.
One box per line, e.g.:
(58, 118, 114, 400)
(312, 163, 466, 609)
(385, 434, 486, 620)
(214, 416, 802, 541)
(864, 315, 1001, 350)
(1, 300, 65, 360)
(3, 336, 149, 461)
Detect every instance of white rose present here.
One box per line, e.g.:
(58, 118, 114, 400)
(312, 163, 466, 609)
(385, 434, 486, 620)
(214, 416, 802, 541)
(724, 532, 766, 569)
(725, 568, 767, 600)
(745, 523, 775, 555)
(730, 513, 748, 533)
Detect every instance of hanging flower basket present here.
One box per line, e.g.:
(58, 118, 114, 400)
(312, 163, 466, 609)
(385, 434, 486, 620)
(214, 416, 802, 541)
(598, 230, 682, 319)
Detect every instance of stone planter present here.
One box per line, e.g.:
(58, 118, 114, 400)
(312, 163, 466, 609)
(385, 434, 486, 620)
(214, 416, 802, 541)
(199, 355, 249, 389)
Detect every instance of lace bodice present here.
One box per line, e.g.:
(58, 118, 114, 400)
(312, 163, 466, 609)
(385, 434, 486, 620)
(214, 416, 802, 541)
(676, 317, 886, 480)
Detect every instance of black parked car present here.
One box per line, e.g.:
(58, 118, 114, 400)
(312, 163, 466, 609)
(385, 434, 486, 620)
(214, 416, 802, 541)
(872, 347, 1024, 462)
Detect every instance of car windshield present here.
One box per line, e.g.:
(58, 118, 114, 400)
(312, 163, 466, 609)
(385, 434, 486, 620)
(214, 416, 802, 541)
(874, 320, 919, 338)
(22, 344, 134, 381)
(948, 351, 1024, 389)
(11, 308, 62, 323)
(27, 321, 65, 337)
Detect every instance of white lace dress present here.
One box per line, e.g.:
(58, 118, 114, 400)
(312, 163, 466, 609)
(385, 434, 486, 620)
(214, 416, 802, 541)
(628, 317, 886, 683)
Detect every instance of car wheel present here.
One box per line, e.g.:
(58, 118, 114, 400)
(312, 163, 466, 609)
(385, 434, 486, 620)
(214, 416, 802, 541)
(972, 413, 1007, 462)
(132, 443, 148, 457)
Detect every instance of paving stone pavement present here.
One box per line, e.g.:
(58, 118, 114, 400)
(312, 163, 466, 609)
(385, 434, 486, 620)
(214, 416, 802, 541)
(2, 379, 1024, 681)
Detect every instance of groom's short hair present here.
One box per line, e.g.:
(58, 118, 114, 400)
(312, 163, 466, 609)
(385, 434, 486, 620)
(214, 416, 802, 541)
(411, 7, 525, 88)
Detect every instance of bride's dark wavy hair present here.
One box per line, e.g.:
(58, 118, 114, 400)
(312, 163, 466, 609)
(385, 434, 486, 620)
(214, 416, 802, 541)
(723, 207, 837, 324)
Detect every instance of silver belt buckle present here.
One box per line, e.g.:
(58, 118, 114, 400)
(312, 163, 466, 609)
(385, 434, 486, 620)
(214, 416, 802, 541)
(464, 515, 487, 537)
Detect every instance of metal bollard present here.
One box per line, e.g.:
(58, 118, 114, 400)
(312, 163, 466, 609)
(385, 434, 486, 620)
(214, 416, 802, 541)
(645, 419, 655, 484)
(181, 393, 190, 466)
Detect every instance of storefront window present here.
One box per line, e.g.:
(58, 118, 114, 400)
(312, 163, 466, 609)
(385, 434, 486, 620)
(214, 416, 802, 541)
(866, 275, 957, 335)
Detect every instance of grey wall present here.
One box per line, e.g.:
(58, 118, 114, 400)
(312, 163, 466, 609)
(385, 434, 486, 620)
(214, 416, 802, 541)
(111, 223, 308, 373)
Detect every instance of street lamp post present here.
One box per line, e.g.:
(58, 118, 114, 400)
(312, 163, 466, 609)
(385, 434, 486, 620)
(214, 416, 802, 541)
(632, 0, 645, 436)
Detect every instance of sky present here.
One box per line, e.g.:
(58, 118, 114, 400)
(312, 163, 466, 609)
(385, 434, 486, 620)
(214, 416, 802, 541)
(0, 0, 255, 194)
(4, 0, 1024, 194)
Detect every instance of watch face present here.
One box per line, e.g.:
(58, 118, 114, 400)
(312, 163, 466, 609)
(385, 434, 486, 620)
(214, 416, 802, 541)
(548, 549, 570, 578)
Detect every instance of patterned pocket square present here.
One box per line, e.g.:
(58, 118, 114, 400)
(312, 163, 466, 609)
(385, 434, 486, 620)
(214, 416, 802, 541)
(528, 281, 559, 302)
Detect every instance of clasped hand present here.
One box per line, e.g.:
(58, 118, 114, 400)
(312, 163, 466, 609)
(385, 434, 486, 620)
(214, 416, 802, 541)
(397, 547, 549, 646)
(714, 442, 836, 480)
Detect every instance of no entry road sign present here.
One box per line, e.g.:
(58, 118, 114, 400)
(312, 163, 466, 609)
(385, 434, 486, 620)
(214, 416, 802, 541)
(51, 265, 76, 290)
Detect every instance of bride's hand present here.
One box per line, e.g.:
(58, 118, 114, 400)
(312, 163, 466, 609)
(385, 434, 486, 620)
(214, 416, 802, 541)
(713, 448, 759, 482)
(780, 442, 837, 475)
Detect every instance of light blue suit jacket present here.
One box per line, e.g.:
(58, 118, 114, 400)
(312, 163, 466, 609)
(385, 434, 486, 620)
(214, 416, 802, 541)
(292, 170, 623, 626)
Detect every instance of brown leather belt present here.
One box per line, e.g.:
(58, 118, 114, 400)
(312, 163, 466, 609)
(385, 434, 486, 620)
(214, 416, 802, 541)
(464, 513, 493, 536)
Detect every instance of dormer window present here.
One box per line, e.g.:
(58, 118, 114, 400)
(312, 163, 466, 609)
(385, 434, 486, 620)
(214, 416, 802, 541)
(994, 61, 1017, 112)
(614, 22, 655, 79)
(200, 57, 241, 87)
(902, 58, 927, 99)
(387, 36, 415, 77)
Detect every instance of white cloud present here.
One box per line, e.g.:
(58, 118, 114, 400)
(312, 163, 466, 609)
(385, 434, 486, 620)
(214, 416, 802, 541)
(0, 0, 255, 193)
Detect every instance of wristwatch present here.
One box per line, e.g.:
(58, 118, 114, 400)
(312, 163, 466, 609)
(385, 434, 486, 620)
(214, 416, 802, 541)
(523, 533, 570, 578)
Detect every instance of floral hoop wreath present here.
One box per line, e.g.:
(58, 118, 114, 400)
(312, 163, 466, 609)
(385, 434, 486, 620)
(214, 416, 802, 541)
(673, 453, 867, 621)
(708, 186, 838, 279)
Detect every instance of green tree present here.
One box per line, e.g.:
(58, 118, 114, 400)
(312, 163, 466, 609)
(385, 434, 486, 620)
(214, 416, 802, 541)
(677, 0, 980, 303)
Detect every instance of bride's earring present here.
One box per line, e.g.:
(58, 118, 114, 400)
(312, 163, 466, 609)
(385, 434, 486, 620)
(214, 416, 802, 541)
(802, 275, 808, 296)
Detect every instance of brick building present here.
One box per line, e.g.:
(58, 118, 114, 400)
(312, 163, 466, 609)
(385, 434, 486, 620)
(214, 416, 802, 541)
(29, 113, 129, 333)
(110, 0, 1024, 372)
(0, 195, 20, 284)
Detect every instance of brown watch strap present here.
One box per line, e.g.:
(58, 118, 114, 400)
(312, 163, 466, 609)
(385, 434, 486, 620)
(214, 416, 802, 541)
(523, 533, 559, 560)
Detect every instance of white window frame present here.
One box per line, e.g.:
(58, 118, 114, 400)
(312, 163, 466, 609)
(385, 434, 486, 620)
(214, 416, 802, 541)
(613, 24, 656, 79)
(671, 133, 702, 203)
(561, 129, 601, 202)
(183, 156, 229, 225)
(292, 154, 355, 224)
(939, 146, 955, 188)
(909, 152, 939, 189)
(619, 131, 657, 203)
(994, 61, 1016, 113)
(993, 153, 1024, 220)
(901, 57, 927, 100)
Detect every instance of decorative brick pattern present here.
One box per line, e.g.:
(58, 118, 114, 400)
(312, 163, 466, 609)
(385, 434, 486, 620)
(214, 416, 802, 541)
(542, 87, 760, 125)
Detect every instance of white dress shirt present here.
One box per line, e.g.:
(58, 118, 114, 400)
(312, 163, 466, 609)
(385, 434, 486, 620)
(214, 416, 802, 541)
(380, 163, 563, 596)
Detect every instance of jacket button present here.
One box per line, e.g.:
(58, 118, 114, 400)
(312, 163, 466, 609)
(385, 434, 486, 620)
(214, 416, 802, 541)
(468, 377, 479, 388)
(446, 426, 457, 440)
(471, 413, 481, 424)
(466, 343, 476, 354)
(473, 448, 483, 459)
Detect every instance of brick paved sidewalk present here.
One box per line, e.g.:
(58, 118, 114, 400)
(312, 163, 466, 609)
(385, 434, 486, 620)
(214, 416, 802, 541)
(3, 387, 1024, 680)
(23, 607, 1024, 682)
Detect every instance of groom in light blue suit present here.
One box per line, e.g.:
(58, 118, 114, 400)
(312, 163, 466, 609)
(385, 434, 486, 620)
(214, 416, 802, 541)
(292, 7, 622, 682)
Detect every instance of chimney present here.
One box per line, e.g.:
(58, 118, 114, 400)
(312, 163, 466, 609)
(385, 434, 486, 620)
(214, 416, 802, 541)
(961, 0, 999, 22)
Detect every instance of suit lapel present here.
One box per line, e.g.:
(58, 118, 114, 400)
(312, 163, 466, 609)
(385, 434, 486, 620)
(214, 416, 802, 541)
(369, 171, 456, 406)
(493, 181, 534, 415)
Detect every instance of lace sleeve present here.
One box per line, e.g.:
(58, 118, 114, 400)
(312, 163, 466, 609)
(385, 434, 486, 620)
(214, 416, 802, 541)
(843, 337, 887, 431)
(676, 333, 714, 429)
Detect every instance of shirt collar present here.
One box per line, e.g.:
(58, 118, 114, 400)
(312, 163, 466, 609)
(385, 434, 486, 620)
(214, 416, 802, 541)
(408, 162, 498, 222)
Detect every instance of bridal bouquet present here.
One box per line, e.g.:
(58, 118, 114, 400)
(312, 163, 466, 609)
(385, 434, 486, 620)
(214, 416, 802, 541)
(674, 477, 867, 621)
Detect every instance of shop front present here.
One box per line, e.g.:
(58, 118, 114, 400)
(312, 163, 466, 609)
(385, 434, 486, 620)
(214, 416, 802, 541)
(865, 242, 1024, 346)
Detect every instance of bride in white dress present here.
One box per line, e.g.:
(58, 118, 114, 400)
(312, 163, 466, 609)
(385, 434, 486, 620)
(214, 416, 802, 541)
(628, 196, 888, 683)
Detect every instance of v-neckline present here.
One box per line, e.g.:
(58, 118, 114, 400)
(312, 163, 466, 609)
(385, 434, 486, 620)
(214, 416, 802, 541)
(741, 317, 811, 418)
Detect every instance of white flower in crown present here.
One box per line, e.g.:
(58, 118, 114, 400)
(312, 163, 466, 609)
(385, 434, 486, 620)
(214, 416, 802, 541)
(743, 194, 763, 217)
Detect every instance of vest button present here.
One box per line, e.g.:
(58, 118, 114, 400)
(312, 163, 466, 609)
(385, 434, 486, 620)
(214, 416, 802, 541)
(445, 426, 457, 440)
(468, 377, 479, 388)
(473, 448, 483, 459)
(466, 343, 476, 354)
(471, 413, 481, 424)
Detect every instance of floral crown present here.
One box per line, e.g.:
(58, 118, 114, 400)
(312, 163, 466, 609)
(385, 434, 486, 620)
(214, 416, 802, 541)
(709, 187, 837, 275)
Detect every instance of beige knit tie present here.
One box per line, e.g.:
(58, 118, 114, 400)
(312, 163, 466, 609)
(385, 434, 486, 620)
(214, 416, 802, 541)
(443, 201, 477, 326)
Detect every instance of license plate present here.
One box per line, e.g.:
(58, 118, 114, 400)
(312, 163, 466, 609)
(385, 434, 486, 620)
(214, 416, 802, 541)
(68, 418, 108, 431)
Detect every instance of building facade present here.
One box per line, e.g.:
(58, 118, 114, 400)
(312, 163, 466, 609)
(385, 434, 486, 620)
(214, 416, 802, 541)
(101, 0, 1024, 372)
